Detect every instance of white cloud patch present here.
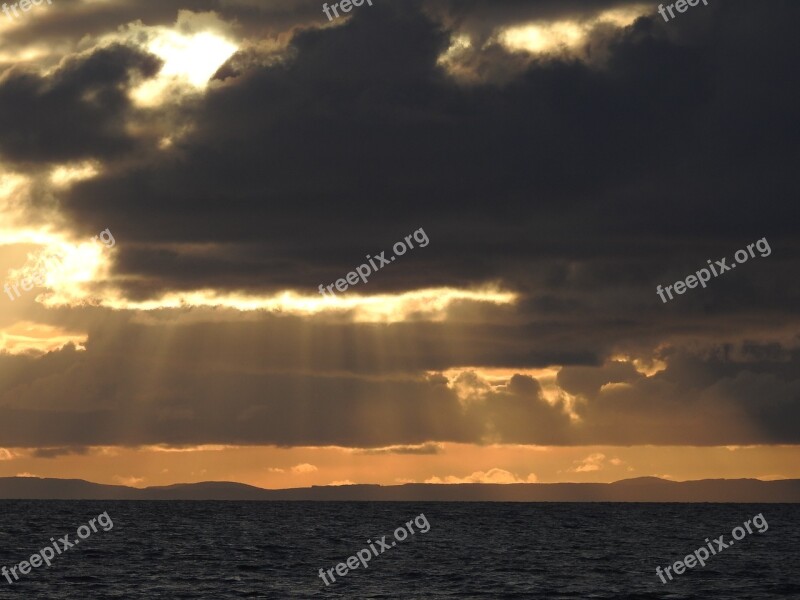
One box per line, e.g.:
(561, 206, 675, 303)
(425, 468, 537, 484)
(114, 475, 145, 487)
(290, 463, 318, 474)
(572, 452, 606, 472)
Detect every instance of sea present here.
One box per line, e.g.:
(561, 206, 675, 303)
(0, 501, 797, 599)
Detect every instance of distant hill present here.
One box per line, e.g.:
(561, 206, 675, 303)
(1, 476, 798, 502)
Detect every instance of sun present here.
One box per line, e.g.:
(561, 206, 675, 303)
(147, 31, 238, 87)
(131, 29, 238, 105)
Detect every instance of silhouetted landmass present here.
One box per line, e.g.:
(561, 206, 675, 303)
(1, 476, 799, 502)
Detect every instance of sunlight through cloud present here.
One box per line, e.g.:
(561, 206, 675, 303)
(57, 286, 517, 323)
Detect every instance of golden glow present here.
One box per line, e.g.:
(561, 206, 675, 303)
(440, 34, 472, 59)
(0, 449, 19, 460)
(0, 167, 116, 307)
(501, 21, 585, 54)
(114, 475, 145, 487)
(0, 229, 61, 248)
(438, 366, 580, 419)
(633, 357, 668, 376)
(437, 5, 650, 81)
(7, 237, 114, 306)
(56, 286, 517, 322)
(497, 5, 648, 56)
(131, 29, 237, 105)
(571, 452, 607, 472)
(150, 30, 237, 86)
(291, 463, 318, 474)
(0, 172, 27, 200)
(0, 45, 50, 64)
(50, 162, 100, 188)
(437, 34, 475, 80)
(1, 443, 798, 488)
(594, 5, 652, 27)
(610, 353, 668, 376)
(0, 321, 87, 354)
(0, 170, 68, 247)
(441, 366, 560, 386)
(499, 5, 649, 55)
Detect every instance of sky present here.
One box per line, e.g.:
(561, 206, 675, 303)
(0, 0, 798, 489)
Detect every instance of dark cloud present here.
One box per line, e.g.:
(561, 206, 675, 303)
(30, 446, 90, 458)
(0, 43, 161, 163)
(557, 362, 641, 398)
(48, 1, 796, 305)
(0, 0, 798, 450)
(568, 350, 800, 445)
(354, 443, 443, 455)
(0, 327, 798, 447)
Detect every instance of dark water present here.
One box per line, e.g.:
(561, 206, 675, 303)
(0, 502, 797, 599)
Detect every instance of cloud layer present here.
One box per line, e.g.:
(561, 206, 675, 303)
(0, 0, 797, 454)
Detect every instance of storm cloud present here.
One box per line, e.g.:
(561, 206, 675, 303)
(0, 0, 797, 452)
